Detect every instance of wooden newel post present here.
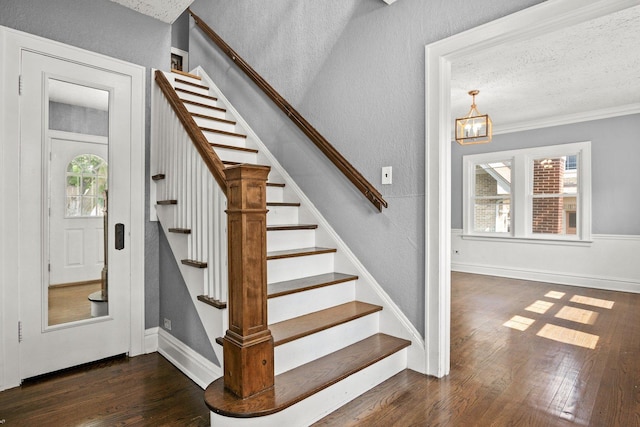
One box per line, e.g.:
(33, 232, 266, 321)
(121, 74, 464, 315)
(223, 164, 274, 398)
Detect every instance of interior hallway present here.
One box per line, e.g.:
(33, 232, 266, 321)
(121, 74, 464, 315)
(2, 272, 639, 425)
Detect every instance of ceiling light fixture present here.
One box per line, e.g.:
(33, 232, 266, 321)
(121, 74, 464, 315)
(455, 90, 492, 145)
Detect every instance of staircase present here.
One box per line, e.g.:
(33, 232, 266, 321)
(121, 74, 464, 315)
(151, 68, 422, 426)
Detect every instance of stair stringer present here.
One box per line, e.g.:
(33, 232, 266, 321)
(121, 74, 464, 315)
(155, 204, 227, 369)
(193, 66, 427, 374)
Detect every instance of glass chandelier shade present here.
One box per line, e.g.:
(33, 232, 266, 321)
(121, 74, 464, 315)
(455, 90, 492, 145)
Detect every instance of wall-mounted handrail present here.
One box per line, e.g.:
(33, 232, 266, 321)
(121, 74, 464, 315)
(189, 8, 388, 212)
(155, 70, 228, 195)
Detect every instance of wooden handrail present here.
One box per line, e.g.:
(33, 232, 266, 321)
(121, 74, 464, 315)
(156, 69, 274, 398)
(155, 70, 228, 195)
(189, 8, 388, 212)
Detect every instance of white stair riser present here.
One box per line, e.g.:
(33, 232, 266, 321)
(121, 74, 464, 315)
(267, 229, 316, 252)
(201, 130, 247, 147)
(209, 348, 408, 427)
(169, 74, 202, 86)
(266, 205, 299, 225)
(268, 281, 356, 324)
(184, 103, 228, 120)
(177, 91, 223, 107)
(267, 253, 334, 283)
(274, 313, 379, 375)
(174, 82, 210, 96)
(213, 147, 258, 164)
(266, 186, 284, 203)
(193, 116, 236, 133)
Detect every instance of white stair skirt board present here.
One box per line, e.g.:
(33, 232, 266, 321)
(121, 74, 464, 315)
(209, 348, 408, 427)
(274, 314, 380, 375)
(157, 328, 221, 390)
(268, 280, 356, 324)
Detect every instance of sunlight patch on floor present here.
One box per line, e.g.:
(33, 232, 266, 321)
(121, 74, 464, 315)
(525, 300, 555, 314)
(536, 324, 599, 349)
(545, 291, 566, 299)
(570, 295, 614, 309)
(555, 306, 599, 325)
(504, 315, 536, 331)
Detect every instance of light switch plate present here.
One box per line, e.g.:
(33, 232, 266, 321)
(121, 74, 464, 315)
(382, 166, 392, 185)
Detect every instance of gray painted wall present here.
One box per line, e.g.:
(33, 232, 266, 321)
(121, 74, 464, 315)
(451, 114, 640, 235)
(0, 0, 170, 329)
(188, 0, 544, 335)
(158, 228, 218, 364)
(172, 9, 190, 52)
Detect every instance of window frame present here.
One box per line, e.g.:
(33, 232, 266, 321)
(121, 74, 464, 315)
(463, 141, 592, 243)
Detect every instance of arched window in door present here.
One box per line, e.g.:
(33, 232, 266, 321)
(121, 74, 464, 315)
(65, 154, 108, 217)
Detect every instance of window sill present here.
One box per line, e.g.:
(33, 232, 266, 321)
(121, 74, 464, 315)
(460, 234, 593, 247)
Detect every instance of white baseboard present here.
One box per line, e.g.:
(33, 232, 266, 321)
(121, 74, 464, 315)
(451, 230, 640, 293)
(144, 327, 159, 354)
(156, 328, 222, 390)
(452, 262, 640, 294)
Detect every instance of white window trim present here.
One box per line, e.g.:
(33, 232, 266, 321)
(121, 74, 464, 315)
(463, 141, 592, 243)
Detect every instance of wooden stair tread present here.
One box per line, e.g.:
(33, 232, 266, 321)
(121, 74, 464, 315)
(269, 301, 382, 346)
(267, 247, 336, 260)
(204, 333, 410, 417)
(223, 161, 270, 169)
(175, 78, 209, 90)
(267, 182, 285, 188)
(157, 200, 177, 205)
(168, 228, 191, 234)
(267, 224, 317, 231)
(181, 259, 207, 268)
(175, 87, 218, 101)
(192, 112, 236, 125)
(268, 272, 358, 298)
(200, 126, 247, 139)
(182, 99, 226, 113)
(267, 202, 300, 207)
(171, 69, 201, 80)
(151, 173, 165, 181)
(197, 295, 226, 309)
(210, 142, 258, 153)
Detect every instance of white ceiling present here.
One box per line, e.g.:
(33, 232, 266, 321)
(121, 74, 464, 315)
(109, 0, 193, 24)
(451, 5, 640, 135)
(49, 79, 109, 111)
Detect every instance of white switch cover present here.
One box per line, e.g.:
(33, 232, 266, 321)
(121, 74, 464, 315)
(382, 166, 392, 185)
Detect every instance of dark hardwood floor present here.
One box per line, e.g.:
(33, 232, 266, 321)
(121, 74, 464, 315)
(2, 273, 639, 426)
(0, 353, 210, 426)
(315, 272, 640, 426)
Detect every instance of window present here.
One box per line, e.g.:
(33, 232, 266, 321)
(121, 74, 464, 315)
(463, 142, 591, 241)
(65, 154, 108, 217)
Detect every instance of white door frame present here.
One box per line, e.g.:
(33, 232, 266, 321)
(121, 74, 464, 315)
(423, 0, 637, 377)
(0, 26, 146, 390)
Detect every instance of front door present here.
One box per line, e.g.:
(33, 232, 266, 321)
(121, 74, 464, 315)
(19, 50, 132, 379)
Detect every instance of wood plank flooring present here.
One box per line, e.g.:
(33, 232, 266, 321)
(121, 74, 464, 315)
(3, 273, 639, 426)
(315, 272, 640, 426)
(0, 353, 210, 426)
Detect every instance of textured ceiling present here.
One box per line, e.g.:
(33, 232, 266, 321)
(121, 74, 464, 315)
(451, 5, 640, 134)
(109, 0, 193, 23)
